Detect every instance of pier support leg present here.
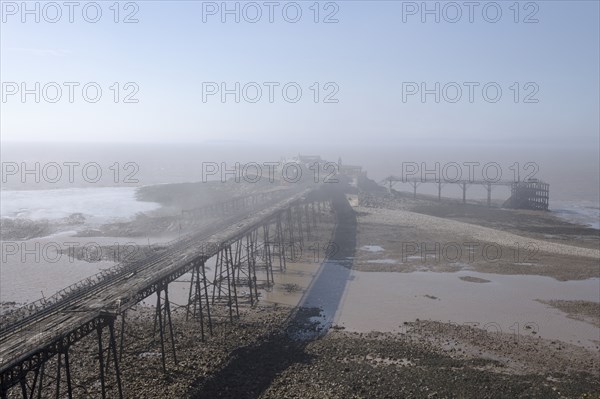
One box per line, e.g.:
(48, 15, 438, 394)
(63, 344, 73, 399)
(119, 312, 126, 361)
(212, 251, 221, 304)
(304, 204, 312, 240)
(246, 231, 260, 288)
(295, 206, 304, 249)
(155, 285, 177, 374)
(245, 235, 257, 306)
(19, 376, 26, 399)
(202, 261, 213, 335)
(224, 246, 239, 322)
(410, 182, 420, 199)
(155, 289, 167, 374)
(97, 325, 107, 399)
(263, 225, 274, 284)
(286, 208, 296, 261)
(164, 287, 177, 365)
(276, 213, 287, 271)
(19, 363, 45, 399)
(194, 264, 206, 338)
(107, 318, 123, 399)
(187, 261, 210, 340)
(189, 259, 213, 336)
(54, 353, 61, 399)
(186, 264, 195, 319)
(37, 362, 45, 399)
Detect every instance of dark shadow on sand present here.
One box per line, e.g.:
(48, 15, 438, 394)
(188, 188, 357, 398)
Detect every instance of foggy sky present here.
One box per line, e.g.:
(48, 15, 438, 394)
(1, 1, 599, 148)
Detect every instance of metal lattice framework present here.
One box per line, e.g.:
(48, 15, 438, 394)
(382, 176, 549, 209)
(0, 187, 333, 398)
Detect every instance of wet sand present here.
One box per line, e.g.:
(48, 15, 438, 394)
(354, 206, 599, 260)
(262, 262, 322, 307)
(259, 189, 599, 396)
(333, 191, 600, 349)
(351, 196, 599, 281)
(537, 300, 600, 328)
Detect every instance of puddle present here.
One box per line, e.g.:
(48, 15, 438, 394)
(261, 262, 321, 307)
(367, 259, 398, 264)
(334, 270, 600, 348)
(360, 245, 384, 252)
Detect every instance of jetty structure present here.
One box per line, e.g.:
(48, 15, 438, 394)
(0, 162, 337, 399)
(381, 176, 549, 210)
